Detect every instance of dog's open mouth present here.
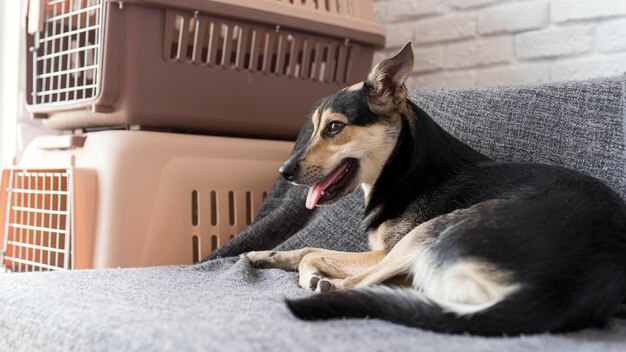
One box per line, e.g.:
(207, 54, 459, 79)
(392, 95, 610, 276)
(306, 159, 358, 210)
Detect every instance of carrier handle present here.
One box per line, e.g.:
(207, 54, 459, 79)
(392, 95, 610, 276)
(27, 0, 47, 35)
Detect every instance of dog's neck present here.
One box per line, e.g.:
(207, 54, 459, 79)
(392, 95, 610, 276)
(363, 100, 489, 229)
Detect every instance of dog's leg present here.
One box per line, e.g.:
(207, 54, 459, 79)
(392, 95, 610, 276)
(245, 248, 386, 292)
(297, 250, 386, 292)
(331, 224, 430, 291)
(245, 248, 319, 271)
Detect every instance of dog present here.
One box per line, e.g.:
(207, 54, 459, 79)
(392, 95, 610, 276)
(245, 42, 626, 336)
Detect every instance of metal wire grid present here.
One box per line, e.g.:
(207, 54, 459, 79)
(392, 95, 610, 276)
(31, 0, 104, 106)
(1, 170, 73, 273)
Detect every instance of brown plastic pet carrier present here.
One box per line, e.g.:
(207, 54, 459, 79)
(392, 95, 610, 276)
(24, 0, 385, 139)
(0, 131, 293, 271)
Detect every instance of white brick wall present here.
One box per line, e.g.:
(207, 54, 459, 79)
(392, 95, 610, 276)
(443, 37, 512, 69)
(515, 25, 593, 59)
(478, 1, 548, 35)
(551, 0, 626, 23)
(374, 0, 626, 90)
(414, 13, 476, 44)
(598, 19, 626, 52)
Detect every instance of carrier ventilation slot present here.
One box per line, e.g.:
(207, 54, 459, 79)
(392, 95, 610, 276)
(211, 235, 218, 252)
(201, 189, 264, 228)
(192, 235, 199, 263)
(190, 189, 270, 261)
(1, 169, 72, 272)
(245, 191, 253, 225)
(228, 191, 235, 226)
(165, 11, 356, 84)
(191, 190, 198, 226)
(210, 190, 217, 226)
(29, 0, 104, 106)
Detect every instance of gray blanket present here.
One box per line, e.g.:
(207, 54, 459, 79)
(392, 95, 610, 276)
(1, 75, 625, 351)
(3, 258, 626, 351)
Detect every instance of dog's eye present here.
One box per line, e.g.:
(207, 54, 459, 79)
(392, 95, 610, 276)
(326, 121, 345, 135)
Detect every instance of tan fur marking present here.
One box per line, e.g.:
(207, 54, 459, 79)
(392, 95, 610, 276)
(300, 250, 386, 279)
(245, 248, 318, 271)
(336, 227, 425, 290)
(298, 250, 386, 291)
(299, 107, 400, 187)
(322, 112, 352, 146)
(323, 111, 349, 123)
(369, 219, 416, 251)
(345, 81, 364, 91)
(434, 259, 520, 307)
(311, 109, 321, 136)
(245, 248, 386, 291)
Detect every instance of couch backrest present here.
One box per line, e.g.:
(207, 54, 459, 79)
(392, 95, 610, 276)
(411, 74, 626, 200)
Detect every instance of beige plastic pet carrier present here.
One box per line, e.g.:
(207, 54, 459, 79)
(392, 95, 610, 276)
(24, 0, 385, 138)
(0, 131, 293, 272)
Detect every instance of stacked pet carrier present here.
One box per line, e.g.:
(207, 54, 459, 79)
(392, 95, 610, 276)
(0, 0, 384, 272)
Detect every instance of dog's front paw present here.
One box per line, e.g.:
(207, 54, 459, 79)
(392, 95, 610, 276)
(300, 272, 336, 293)
(243, 250, 279, 269)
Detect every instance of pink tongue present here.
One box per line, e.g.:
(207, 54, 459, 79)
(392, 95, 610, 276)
(306, 161, 350, 210)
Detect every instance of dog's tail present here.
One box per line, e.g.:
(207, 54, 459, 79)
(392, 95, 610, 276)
(286, 286, 520, 336)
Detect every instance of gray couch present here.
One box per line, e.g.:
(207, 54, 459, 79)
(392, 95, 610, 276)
(1, 75, 625, 351)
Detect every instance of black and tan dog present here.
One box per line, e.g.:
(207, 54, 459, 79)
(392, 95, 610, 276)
(245, 43, 626, 336)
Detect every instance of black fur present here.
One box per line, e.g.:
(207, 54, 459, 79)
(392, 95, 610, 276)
(321, 88, 380, 127)
(286, 85, 626, 336)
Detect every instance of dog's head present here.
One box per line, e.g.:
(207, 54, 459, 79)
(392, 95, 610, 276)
(280, 42, 414, 209)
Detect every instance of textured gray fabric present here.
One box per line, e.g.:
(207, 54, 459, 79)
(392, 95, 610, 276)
(1, 75, 625, 351)
(413, 76, 626, 199)
(2, 258, 626, 352)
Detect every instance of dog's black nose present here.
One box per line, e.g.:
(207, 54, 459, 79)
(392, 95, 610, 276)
(279, 162, 298, 181)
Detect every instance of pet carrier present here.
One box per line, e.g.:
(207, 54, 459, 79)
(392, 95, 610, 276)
(0, 131, 292, 271)
(24, 0, 385, 139)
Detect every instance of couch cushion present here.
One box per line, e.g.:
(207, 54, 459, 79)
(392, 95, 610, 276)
(412, 74, 626, 199)
(2, 258, 626, 351)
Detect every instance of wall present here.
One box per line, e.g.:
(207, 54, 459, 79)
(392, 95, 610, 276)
(0, 1, 22, 168)
(373, 0, 626, 90)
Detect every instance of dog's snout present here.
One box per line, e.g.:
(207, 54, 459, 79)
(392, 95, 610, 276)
(279, 162, 298, 181)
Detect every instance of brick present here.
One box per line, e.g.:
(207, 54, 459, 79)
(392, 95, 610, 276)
(412, 46, 443, 73)
(385, 21, 415, 48)
(414, 13, 476, 45)
(551, 53, 626, 81)
(552, 0, 626, 23)
(443, 37, 512, 69)
(476, 64, 550, 87)
(407, 70, 476, 90)
(597, 19, 626, 53)
(515, 25, 592, 59)
(377, 0, 446, 22)
(448, 0, 498, 10)
(373, 2, 387, 23)
(478, 1, 548, 35)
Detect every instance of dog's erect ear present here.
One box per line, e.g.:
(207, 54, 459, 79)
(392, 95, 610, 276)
(366, 42, 414, 115)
